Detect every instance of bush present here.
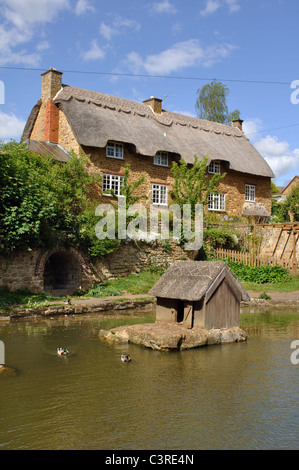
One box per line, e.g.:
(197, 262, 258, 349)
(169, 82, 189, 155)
(204, 226, 239, 249)
(223, 260, 291, 284)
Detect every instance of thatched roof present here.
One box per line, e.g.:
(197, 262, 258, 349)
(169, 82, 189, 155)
(149, 260, 250, 302)
(22, 83, 274, 178)
(46, 85, 273, 178)
(242, 202, 270, 217)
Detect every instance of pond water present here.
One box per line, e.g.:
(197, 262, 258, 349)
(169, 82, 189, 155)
(0, 307, 299, 450)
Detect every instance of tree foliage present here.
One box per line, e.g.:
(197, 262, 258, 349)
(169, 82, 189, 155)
(285, 184, 299, 221)
(195, 80, 240, 124)
(0, 141, 101, 254)
(106, 162, 147, 209)
(170, 155, 226, 218)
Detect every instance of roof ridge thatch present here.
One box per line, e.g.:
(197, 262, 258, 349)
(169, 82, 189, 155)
(55, 85, 246, 138)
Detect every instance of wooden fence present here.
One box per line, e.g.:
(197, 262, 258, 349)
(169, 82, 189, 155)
(214, 248, 298, 275)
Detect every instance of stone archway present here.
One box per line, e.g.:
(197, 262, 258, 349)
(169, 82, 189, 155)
(43, 251, 82, 291)
(35, 247, 94, 293)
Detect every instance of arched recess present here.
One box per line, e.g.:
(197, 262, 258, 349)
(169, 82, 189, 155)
(35, 247, 93, 292)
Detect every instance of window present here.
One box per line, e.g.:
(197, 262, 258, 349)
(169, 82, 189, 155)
(245, 184, 255, 202)
(154, 151, 168, 167)
(106, 141, 124, 159)
(208, 161, 221, 174)
(152, 184, 167, 205)
(102, 173, 124, 196)
(208, 192, 225, 211)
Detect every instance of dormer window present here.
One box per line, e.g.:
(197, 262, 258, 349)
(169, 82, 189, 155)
(154, 151, 168, 167)
(208, 161, 221, 174)
(106, 141, 124, 159)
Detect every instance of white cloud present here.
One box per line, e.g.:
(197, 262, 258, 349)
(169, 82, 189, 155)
(254, 135, 299, 179)
(75, 0, 95, 15)
(200, 0, 240, 16)
(126, 40, 236, 75)
(0, 0, 70, 27)
(81, 39, 106, 61)
(0, 0, 91, 66)
(151, 0, 177, 14)
(99, 16, 140, 41)
(243, 119, 299, 182)
(0, 110, 26, 140)
(243, 118, 263, 138)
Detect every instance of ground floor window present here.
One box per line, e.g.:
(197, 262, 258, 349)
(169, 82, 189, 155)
(102, 173, 124, 196)
(208, 192, 225, 211)
(152, 184, 167, 205)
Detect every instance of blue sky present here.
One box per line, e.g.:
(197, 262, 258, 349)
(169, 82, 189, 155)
(0, 0, 299, 186)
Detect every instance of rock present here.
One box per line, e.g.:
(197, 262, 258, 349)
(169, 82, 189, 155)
(99, 322, 247, 351)
(0, 366, 17, 377)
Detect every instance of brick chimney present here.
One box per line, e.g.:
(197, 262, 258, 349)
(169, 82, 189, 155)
(143, 96, 163, 114)
(232, 119, 244, 132)
(41, 68, 63, 143)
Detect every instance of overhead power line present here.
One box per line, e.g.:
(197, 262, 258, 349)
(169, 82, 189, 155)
(0, 65, 292, 86)
(246, 123, 299, 136)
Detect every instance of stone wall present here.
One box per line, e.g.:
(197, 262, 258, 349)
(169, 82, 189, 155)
(257, 225, 299, 259)
(94, 239, 191, 280)
(0, 240, 192, 293)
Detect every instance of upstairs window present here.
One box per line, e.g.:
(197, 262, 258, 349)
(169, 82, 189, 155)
(208, 161, 221, 174)
(245, 184, 255, 202)
(102, 173, 124, 197)
(106, 141, 124, 159)
(154, 151, 168, 167)
(152, 184, 167, 205)
(208, 192, 225, 211)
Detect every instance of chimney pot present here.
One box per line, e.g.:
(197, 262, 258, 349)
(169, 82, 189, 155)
(143, 96, 163, 114)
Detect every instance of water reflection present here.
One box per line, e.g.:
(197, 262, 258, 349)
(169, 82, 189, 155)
(0, 308, 299, 450)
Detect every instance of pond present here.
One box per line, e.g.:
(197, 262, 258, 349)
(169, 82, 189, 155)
(0, 307, 299, 450)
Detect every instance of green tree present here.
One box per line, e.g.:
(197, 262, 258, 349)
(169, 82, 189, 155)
(106, 162, 147, 208)
(285, 184, 299, 221)
(195, 80, 240, 124)
(0, 141, 100, 253)
(170, 155, 226, 218)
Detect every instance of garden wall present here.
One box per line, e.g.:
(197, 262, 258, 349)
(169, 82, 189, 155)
(0, 240, 191, 294)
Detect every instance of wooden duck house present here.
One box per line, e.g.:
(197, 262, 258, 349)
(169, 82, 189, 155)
(149, 261, 250, 330)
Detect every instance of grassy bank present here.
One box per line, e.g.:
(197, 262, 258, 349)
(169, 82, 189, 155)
(0, 266, 298, 310)
(0, 288, 60, 310)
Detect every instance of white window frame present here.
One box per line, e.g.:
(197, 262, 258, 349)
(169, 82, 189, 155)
(208, 192, 225, 211)
(154, 151, 169, 167)
(152, 184, 168, 205)
(208, 160, 221, 174)
(106, 141, 124, 160)
(102, 173, 124, 197)
(245, 184, 255, 202)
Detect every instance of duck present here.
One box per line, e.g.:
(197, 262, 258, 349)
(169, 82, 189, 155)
(121, 354, 131, 362)
(57, 347, 69, 356)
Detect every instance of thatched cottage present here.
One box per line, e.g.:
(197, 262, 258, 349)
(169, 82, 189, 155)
(22, 68, 274, 221)
(149, 261, 250, 330)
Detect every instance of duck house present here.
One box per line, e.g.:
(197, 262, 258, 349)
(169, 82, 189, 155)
(149, 261, 250, 330)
